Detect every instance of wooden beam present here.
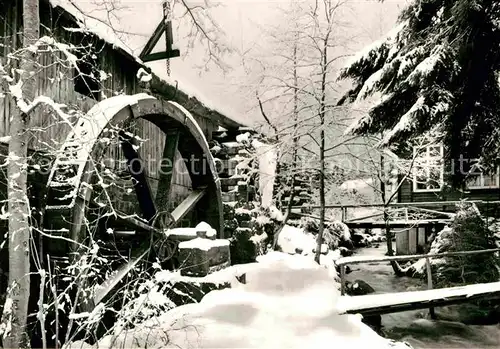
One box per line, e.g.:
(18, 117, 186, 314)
(93, 249, 150, 305)
(120, 132, 157, 221)
(344, 219, 451, 229)
(164, 0, 174, 53)
(139, 20, 166, 59)
(155, 130, 180, 217)
(407, 206, 456, 217)
(340, 289, 500, 316)
(115, 213, 160, 234)
(142, 50, 180, 63)
(295, 200, 500, 210)
(169, 187, 207, 226)
(336, 247, 500, 266)
(425, 257, 436, 318)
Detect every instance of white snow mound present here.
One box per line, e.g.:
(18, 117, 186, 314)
(71, 252, 412, 349)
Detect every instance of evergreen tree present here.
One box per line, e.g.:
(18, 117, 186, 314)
(339, 0, 500, 185)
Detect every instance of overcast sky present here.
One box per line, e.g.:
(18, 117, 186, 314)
(77, 0, 409, 125)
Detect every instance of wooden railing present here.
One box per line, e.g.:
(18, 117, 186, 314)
(335, 247, 500, 317)
(295, 200, 500, 210)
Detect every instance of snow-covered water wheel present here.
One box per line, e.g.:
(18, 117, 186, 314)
(42, 94, 223, 314)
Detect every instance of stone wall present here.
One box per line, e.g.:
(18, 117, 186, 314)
(209, 127, 270, 264)
(274, 164, 315, 222)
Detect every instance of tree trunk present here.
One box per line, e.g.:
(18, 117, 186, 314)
(380, 152, 405, 276)
(273, 36, 299, 251)
(314, 38, 328, 264)
(3, 0, 40, 347)
(272, 175, 296, 250)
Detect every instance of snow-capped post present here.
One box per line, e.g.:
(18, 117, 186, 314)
(2, 0, 40, 346)
(425, 257, 436, 319)
(340, 264, 346, 295)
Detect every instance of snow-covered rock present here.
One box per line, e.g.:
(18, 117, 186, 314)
(277, 225, 317, 255)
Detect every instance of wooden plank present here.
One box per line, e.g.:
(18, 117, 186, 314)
(418, 227, 426, 248)
(294, 212, 451, 227)
(142, 50, 181, 63)
(345, 219, 451, 229)
(139, 20, 166, 58)
(120, 131, 157, 221)
(425, 257, 436, 318)
(115, 213, 160, 234)
(93, 249, 149, 305)
(155, 129, 180, 214)
(408, 228, 417, 254)
(170, 187, 207, 225)
(338, 282, 500, 317)
(340, 290, 500, 316)
(297, 200, 500, 209)
(396, 230, 409, 255)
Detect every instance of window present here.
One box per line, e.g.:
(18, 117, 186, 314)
(413, 145, 444, 192)
(74, 51, 100, 100)
(466, 160, 500, 189)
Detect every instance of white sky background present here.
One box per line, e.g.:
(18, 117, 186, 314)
(75, 0, 410, 125)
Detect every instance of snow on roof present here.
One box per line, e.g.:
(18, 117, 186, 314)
(49, 0, 138, 61)
(49, 0, 247, 128)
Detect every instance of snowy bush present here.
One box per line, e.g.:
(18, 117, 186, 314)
(406, 226, 452, 277)
(434, 202, 499, 288)
(327, 221, 351, 243)
(300, 216, 319, 234)
(115, 270, 176, 330)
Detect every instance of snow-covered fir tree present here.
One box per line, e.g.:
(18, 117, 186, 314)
(339, 0, 500, 186)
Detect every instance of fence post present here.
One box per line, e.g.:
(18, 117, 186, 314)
(340, 264, 346, 295)
(341, 207, 347, 222)
(425, 257, 436, 319)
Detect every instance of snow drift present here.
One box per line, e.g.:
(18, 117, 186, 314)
(69, 252, 411, 349)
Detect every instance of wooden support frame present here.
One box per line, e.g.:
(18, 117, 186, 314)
(139, 12, 180, 63)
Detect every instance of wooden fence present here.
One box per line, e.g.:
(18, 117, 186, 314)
(336, 247, 500, 317)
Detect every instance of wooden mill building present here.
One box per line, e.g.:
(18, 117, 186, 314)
(0, 0, 252, 332)
(0, 0, 247, 214)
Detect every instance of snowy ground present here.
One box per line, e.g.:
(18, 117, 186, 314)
(68, 251, 411, 349)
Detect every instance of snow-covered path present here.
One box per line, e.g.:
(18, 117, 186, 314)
(346, 246, 500, 348)
(70, 252, 411, 349)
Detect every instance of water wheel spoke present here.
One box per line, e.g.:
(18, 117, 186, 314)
(93, 248, 150, 305)
(114, 213, 161, 234)
(155, 129, 180, 217)
(169, 186, 207, 227)
(120, 130, 157, 221)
